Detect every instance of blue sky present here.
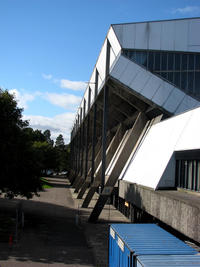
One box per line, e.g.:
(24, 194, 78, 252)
(0, 0, 200, 143)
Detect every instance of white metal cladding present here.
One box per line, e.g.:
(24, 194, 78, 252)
(84, 89, 89, 114)
(148, 22, 162, 50)
(175, 95, 199, 115)
(121, 23, 136, 48)
(163, 88, 185, 113)
(89, 70, 96, 104)
(135, 23, 149, 49)
(109, 47, 116, 69)
(110, 55, 199, 115)
(71, 18, 200, 135)
(107, 26, 121, 56)
(72, 27, 121, 134)
(160, 21, 175, 51)
(112, 18, 200, 52)
(141, 75, 162, 99)
(97, 73, 103, 94)
(152, 82, 174, 107)
(122, 107, 200, 189)
(174, 20, 188, 52)
(176, 107, 200, 151)
(96, 39, 107, 87)
(188, 19, 200, 51)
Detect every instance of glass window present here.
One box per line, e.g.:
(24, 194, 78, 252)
(148, 52, 154, 70)
(181, 54, 188, 71)
(155, 52, 161, 71)
(174, 72, 181, 88)
(188, 72, 194, 94)
(197, 161, 200, 191)
(195, 55, 200, 70)
(122, 49, 200, 100)
(188, 161, 193, 190)
(192, 161, 196, 191)
(189, 54, 195, 70)
(160, 72, 168, 79)
(184, 161, 188, 188)
(135, 52, 141, 65)
(123, 50, 128, 57)
(140, 51, 147, 67)
(168, 53, 174, 70)
(161, 52, 167, 71)
(195, 73, 200, 93)
(168, 72, 174, 83)
(175, 54, 181, 70)
(177, 159, 200, 192)
(181, 73, 187, 90)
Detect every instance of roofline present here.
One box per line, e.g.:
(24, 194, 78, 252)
(111, 16, 200, 27)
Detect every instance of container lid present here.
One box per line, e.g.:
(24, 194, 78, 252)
(110, 224, 197, 255)
(137, 255, 200, 266)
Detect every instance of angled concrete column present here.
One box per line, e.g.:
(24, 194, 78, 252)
(82, 123, 126, 207)
(101, 85, 109, 191)
(72, 122, 85, 188)
(88, 112, 149, 222)
(74, 115, 90, 193)
(77, 130, 113, 199)
(77, 137, 102, 199)
(74, 147, 93, 193)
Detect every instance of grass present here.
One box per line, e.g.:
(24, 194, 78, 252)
(40, 177, 53, 189)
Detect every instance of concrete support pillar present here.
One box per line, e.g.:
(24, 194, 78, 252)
(101, 85, 109, 192)
(77, 137, 102, 199)
(77, 130, 114, 199)
(74, 115, 91, 193)
(88, 112, 149, 222)
(82, 123, 126, 207)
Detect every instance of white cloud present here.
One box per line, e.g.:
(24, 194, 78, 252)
(9, 89, 36, 109)
(23, 112, 75, 143)
(171, 6, 200, 14)
(60, 79, 86, 91)
(44, 92, 81, 109)
(42, 73, 53, 80)
(41, 74, 87, 91)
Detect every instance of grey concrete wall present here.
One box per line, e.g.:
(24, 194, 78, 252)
(119, 180, 200, 243)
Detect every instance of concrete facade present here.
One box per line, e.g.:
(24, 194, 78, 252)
(119, 180, 200, 243)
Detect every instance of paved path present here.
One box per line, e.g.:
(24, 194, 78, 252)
(0, 178, 95, 267)
(70, 184, 129, 267)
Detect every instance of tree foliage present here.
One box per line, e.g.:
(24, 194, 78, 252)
(0, 91, 42, 198)
(55, 134, 65, 148)
(0, 90, 70, 198)
(55, 134, 70, 172)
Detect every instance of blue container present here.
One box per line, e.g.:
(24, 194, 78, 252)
(137, 255, 200, 266)
(109, 224, 197, 267)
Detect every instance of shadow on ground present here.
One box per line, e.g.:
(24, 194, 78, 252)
(0, 182, 94, 266)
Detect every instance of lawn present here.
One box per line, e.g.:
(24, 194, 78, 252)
(40, 178, 53, 189)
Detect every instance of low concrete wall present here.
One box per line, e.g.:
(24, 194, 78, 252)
(119, 180, 200, 243)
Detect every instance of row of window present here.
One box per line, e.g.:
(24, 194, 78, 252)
(122, 50, 200, 98)
(176, 160, 200, 192)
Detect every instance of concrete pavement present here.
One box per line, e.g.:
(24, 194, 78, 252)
(0, 178, 94, 267)
(0, 178, 129, 267)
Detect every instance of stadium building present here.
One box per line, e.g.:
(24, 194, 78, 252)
(69, 17, 200, 244)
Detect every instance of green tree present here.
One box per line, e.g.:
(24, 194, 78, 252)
(54, 135, 70, 172)
(0, 90, 42, 198)
(23, 128, 46, 142)
(55, 134, 65, 149)
(32, 141, 59, 175)
(43, 129, 54, 146)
